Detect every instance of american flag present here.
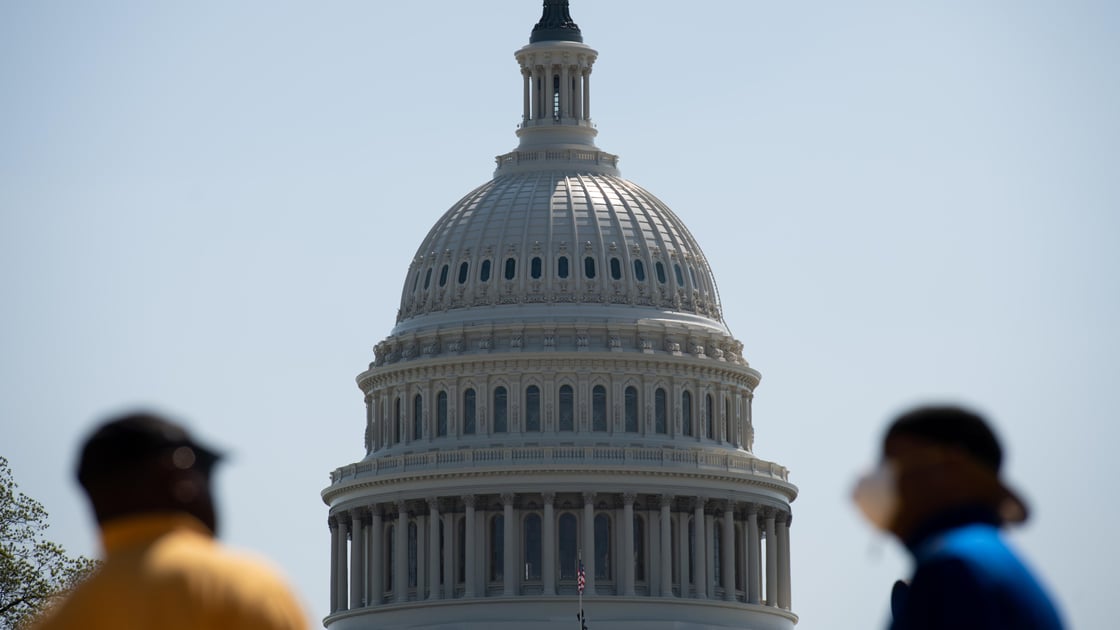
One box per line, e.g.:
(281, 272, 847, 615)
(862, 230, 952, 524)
(577, 561, 586, 594)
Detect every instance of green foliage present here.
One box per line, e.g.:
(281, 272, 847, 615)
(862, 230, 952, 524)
(0, 456, 97, 630)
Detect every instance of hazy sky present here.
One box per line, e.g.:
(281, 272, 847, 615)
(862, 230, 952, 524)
(2, 2, 1117, 628)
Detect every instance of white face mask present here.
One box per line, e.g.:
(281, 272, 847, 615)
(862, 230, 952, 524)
(852, 462, 899, 531)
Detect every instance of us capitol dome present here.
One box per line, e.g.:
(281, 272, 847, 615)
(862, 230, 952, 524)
(322, 3, 797, 628)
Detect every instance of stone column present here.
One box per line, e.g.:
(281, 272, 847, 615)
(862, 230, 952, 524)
(443, 512, 454, 600)
(778, 513, 792, 610)
(705, 512, 716, 598)
(464, 496, 477, 598)
(677, 511, 690, 596)
(543, 492, 556, 595)
(693, 498, 707, 599)
(560, 63, 570, 119)
(746, 505, 761, 604)
(395, 502, 408, 603)
(350, 510, 365, 608)
(329, 517, 339, 612)
(765, 509, 778, 607)
(502, 493, 516, 596)
(572, 63, 583, 120)
(522, 68, 531, 122)
(428, 498, 441, 600)
(721, 502, 735, 601)
(417, 514, 427, 599)
(582, 492, 596, 594)
(369, 507, 383, 606)
(622, 493, 636, 596)
(336, 515, 349, 611)
(659, 496, 672, 597)
(532, 66, 543, 120)
(583, 69, 590, 120)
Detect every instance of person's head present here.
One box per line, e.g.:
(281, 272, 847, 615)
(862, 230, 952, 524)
(852, 405, 1027, 541)
(76, 411, 222, 533)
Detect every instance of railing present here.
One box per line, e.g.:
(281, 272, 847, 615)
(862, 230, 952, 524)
(494, 149, 620, 169)
(329, 445, 790, 485)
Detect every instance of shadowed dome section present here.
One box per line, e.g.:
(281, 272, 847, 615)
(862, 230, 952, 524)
(395, 171, 724, 333)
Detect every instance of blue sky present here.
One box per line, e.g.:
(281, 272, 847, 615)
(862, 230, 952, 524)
(2, 2, 1118, 628)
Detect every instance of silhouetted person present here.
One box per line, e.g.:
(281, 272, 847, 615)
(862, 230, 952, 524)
(33, 412, 308, 630)
(853, 405, 1063, 629)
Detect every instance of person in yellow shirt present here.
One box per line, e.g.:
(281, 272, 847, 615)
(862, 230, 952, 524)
(32, 412, 309, 630)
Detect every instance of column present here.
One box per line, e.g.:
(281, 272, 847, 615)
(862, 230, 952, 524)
(746, 505, 761, 604)
(705, 512, 716, 598)
(543, 493, 556, 596)
(443, 512, 454, 599)
(428, 499, 441, 600)
(522, 68, 531, 122)
(465, 496, 477, 597)
(350, 510, 365, 608)
(676, 511, 689, 596)
(369, 507, 383, 606)
(765, 509, 778, 607)
(329, 517, 339, 612)
(572, 63, 583, 120)
(582, 70, 590, 120)
(336, 515, 350, 611)
(778, 513, 792, 610)
(532, 66, 543, 120)
(721, 502, 735, 601)
(560, 64, 570, 119)
(582, 492, 596, 594)
(693, 498, 707, 599)
(659, 496, 672, 597)
(502, 493, 515, 596)
(622, 493, 636, 596)
(395, 503, 408, 603)
(417, 514, 427, 600)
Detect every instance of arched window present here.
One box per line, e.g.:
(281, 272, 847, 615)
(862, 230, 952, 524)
(408, 521, 418, 588)
(480, 259, 492, 282)
(504, 257, 516, 280)
(490, 515, 504, 581)
(624, 386, 639, 433)
(558, 385, 574, 431)
(524, 514, 542, 580)
(439, 264, 449, 287)
(655, 388, 667, 434)
(437, 391, 448, 437)
(559, 514, 578, 579)
(655, 261, 667, 284)
(424, 267, 433, 290)
(458, 517, 467, 583)
(682, 391, 693, 437)
(531, 257, 542, 279)
(584, 256, 596, 279)
(610, 257, 622, 280)
(386, 523, 395, 591)
(493, 387, 508, 433)
(594, 513, 611, 579)
(634, 515, 646, 582)
(558, 256, 570, 279)
(706, 394, 715, 439)
(458, 261, 469, 284)
(463, 388, 476, 435)
(525, 385, 541, 432)
(394, 396, 402, 444)
(674, 263, 685, 286)
(592, 385, 607, 431)
(633, 259, 646, 282)
(725, 398, 733, 444)
(413, 394, 423, 440)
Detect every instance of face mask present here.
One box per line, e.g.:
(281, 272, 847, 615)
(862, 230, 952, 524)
(852, 462, 899, 531)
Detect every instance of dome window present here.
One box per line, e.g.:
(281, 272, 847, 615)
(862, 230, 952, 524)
(480, 259, 492, 282)
(462, 388, 477, 435)
(655, 388, 667, 434)
(557, 256, 570, 279)
(437, 391, 448, 437)
(682, 390, 693, 436)
(655, 261, 667, 284)
(592, 385, 608, 431)
(624, 386, 639, 432)
(439, 264, 449, 287)
(610, 257, 622, 280)
(633, 260, 646, 282)
(458, 262, 469, 284)
(493, 386, 508, 433)
(504, 257, 517, 280)
(706, 394, 715, 439)
(412, 394, 423, 440)
(584, 256, 596, 279)
(525, 385, 541, 431)
(530, 256, 543, 279)
(558, 385, 574, 431)
(674, 263, 685, 286)
(424, 268, 433, 290)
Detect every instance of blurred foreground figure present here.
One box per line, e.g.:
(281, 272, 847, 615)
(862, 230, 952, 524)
(852, 406, 1063, 630)
(33, 412, 308, 630)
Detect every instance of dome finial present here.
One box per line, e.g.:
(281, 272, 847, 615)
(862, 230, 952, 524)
(530, 0, 583, 43)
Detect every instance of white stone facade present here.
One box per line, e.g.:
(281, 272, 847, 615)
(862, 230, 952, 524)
(323, 3, 797, 628)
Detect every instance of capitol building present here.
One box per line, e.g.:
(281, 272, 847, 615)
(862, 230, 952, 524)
(322, 2, 797, 628)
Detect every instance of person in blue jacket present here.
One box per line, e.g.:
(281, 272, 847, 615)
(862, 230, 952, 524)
(852, 406, 1064, 629)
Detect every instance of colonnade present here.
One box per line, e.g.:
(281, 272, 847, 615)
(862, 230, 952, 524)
(520, 59, 592, 123)
(327, 492, 791, 614)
